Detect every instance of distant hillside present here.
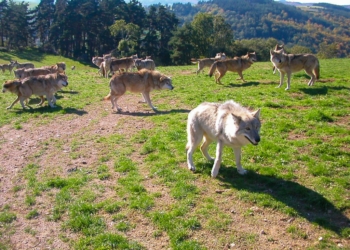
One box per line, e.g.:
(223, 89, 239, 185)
(169, 0, 350, 57)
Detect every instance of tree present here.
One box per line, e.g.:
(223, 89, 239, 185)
(0, 0, 9, 47)
(109, 19, 140, 57)
(6, 0, 32, 49)
(212, 15, 234, 54)
(191, 13, 214, 57)
(169, 23, 195, 65)
(34, 0, 55, 49)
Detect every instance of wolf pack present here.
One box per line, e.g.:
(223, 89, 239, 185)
(1, 45, 320, 177)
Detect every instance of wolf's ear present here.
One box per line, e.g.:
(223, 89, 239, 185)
(231, 113, 241, 123)
(160, 75, 170, 81)
(251, 109, 260, 119)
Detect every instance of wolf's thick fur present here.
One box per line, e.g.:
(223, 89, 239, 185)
(209, 52, 257, 84)
(195, 58, 216, 75)
(272, 44, 284, 74)
(195, 53, 226, 75)
(11, 60, 35, 69)
(2, 73, 68, 109)
(270, 49, 320, 90)
(104, 69, 174, 112)
(0, 63, 14, 73)
(14, 68, 51, 79)
(134, 59, 156, 71)
(40, 62, 66, 73)
(109, 55, 137, 76)
(186, 100, 261, 177)
(92, 56, 104, 76)
(1, 79, 37, 109)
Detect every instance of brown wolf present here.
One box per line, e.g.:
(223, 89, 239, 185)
(270, 49, 320, 90)
(104, 69, 174, 112)
(14, 68, 51, 79)
(40, 62, 66, 73)
(2, 72, 68, 109)
(208, 52, 257, 84)
(109, 55, 138, 76)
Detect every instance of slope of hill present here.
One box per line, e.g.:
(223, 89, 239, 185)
(170, 0, 350, 56)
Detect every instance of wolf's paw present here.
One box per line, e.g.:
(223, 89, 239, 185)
(237, 168, 248, 175)
(284, 87, 290, 91)
(188, 166, 196, 172)
(6, 106, 12, 110)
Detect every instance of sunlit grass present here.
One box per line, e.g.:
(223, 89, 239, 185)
(0, 50, 349, 249)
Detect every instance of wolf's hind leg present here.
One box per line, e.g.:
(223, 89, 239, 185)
(200, 136, 214, 161)
(305, 69, 316, 86)
(277, 72, 285, 88)
(186, 126, 203, 172)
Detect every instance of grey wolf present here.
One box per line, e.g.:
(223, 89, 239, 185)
(134, 59, 156, 71)
(2, 72, 68, 109)
(186, 100, 261, 178)
(104, 68, 173, 112)
(272, 44, 284, 74)
(92, 56, 106, 77)
(14, 68, 51, 79)
(215, 52, 226, 60)
(195, 53, 226, 75)
(11, 60, 35, 69)
(0, 62, 14, 74)
(109, 55, 138, 76)
(195, 58, 216, 75)
(270, 49, 320, 90)
(209, 52, 257, 84)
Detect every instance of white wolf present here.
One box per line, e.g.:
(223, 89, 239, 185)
(186, 100, 261, 178)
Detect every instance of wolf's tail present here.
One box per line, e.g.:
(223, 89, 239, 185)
(208, 62, 217, 77)
(315, 62, 320, 80)
(103, 93, 111, 101)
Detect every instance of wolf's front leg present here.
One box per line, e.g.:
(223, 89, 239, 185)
(47, 95, 56, 108)
(142, 92, 157, 111)
(286, 73, 291, 90)
(277, 72, 285, 88)
(211, 141, 224, 178)
(234, 147, 247, 175)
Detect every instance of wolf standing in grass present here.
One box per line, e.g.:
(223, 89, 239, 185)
(270, 49, 320, 90)
(186, 100, 261, 178)
(208, 52, 257, 84)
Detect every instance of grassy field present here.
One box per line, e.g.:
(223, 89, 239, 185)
(0, 50, 349, 249)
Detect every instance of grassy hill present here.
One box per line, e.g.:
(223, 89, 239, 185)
(0, 50, 349, 249)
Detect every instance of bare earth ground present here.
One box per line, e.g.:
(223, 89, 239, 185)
(0, 93, 349, 249)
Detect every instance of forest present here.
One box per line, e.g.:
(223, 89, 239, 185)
(0, 0, 349, 65)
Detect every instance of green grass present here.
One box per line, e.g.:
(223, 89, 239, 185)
(0, 50, 349, 249)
